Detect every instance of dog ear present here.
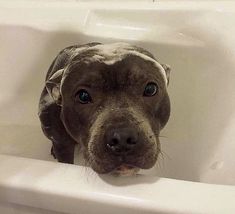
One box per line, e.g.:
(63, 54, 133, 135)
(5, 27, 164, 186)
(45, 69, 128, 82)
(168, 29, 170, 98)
(161, 64, 171, 86)
(46, 69, 64, 106)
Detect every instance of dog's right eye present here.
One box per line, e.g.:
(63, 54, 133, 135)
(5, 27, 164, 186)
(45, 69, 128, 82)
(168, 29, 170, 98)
(75, 89, 92, 104)
(143, 82, 158, 97)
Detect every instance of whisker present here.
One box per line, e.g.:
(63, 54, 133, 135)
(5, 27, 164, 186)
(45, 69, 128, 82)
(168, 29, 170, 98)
(156, 134, 169, 139)
(156, 158, 164, 170)
(83, 157, 96, 181)
(160, 149, 171, 161)
(80, 149, 97, 181)
(155, 146, 171, 172)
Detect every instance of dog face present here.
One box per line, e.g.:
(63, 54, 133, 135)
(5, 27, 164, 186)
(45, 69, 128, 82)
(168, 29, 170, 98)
(46, 43, 171, 175)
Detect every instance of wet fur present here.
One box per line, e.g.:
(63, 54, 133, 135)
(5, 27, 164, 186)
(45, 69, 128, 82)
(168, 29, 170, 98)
(38, 43, 171, 174)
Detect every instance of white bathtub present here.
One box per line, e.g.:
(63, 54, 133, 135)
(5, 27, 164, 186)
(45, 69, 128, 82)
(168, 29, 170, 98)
(1, 0, 235, 213)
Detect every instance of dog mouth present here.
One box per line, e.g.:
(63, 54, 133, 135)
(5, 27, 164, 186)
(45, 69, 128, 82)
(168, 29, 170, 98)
(111, 164, 140, 176)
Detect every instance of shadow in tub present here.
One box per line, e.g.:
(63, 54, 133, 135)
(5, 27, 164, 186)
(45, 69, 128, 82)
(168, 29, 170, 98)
(0, 25, 235, 184)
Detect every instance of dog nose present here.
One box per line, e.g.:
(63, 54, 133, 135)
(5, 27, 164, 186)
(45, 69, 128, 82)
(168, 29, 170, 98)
(105, 128, 139, 155)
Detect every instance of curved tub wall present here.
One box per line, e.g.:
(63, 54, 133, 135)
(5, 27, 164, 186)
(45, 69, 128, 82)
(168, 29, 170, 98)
(0, 1, 235, 214)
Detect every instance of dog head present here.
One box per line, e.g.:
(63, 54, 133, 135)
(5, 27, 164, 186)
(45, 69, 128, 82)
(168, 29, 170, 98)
(46, 43, 171, 175)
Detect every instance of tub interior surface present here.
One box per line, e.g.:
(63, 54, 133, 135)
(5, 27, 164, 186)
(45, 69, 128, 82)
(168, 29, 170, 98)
(1, 5, 235, 186)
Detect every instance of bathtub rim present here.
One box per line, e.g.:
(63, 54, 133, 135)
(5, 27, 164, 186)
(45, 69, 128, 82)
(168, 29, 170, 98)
(0, 154, 235, 214)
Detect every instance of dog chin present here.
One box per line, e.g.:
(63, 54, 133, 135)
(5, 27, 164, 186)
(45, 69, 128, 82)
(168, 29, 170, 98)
(111, 164, 140, 177)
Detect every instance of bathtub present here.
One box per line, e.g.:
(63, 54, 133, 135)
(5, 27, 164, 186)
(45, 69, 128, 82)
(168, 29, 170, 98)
(1, 0, 235, 213)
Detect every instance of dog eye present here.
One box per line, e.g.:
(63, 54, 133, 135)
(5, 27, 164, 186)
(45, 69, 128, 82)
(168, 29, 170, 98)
(75, 89, 92, 104)
(143, 83, 158, 97)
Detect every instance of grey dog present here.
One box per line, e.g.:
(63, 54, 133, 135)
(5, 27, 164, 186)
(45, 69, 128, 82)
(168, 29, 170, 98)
(38, 42, 171, 175)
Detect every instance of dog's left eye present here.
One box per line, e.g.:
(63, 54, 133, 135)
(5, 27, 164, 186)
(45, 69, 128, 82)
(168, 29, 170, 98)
(75, 89, 92, 104)
(143, 83, 158, 97)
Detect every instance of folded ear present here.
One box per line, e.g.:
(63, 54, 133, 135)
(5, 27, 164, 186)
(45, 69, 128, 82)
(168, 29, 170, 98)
(161, 64, 171, 86)
(45, 69, 64, 106)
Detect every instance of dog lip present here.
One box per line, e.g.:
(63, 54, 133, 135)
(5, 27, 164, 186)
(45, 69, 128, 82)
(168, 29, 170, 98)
(111, 164, 140, 176)
(115, 164, 136, 171)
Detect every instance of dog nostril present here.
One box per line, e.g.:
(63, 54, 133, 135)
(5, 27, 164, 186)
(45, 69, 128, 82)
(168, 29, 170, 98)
(108, 138, 119, 147)
(126, 137, 137, 145)
(106, 129, 139, 155)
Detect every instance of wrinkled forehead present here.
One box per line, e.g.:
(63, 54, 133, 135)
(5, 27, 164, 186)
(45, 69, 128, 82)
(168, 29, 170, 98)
(63, 43, 167, 89)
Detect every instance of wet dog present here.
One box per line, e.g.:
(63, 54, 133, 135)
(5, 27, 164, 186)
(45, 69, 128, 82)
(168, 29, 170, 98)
(38, 42, 171, 175)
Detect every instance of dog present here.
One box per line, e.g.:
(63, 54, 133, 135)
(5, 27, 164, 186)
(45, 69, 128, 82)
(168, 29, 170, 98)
(38, 42, 171, 176)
